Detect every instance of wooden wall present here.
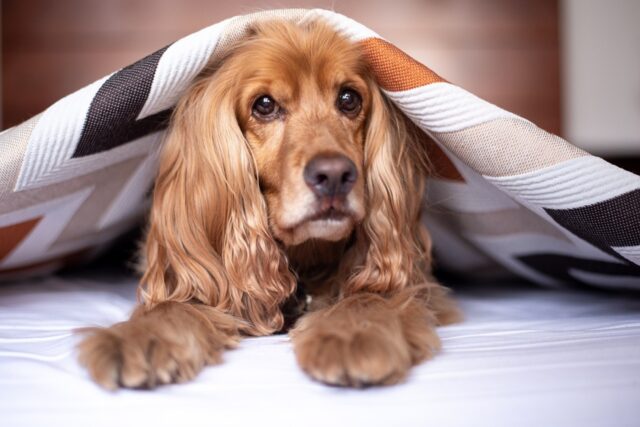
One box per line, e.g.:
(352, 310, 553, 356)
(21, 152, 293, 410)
(2, 0, 560, 134)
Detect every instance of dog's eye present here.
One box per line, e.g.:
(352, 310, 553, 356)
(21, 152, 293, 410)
(252, 95, 280, 120)
(337, 89, 362, 116)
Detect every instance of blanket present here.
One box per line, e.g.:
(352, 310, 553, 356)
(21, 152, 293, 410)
(1, 9, 639, 288)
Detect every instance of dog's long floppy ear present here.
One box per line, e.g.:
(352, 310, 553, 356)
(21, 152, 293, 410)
(139, 69, 296, 336)
(346, 85, 434, 295)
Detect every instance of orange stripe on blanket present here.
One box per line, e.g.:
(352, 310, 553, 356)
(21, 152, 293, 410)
(421, 133, 465, 182)
(359, 38, 445, 92)
(389, 102, 463, 182)
(0, 218, 41, 262)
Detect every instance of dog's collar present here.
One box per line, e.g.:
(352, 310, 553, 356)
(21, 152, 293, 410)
(279, 282, 309, 333)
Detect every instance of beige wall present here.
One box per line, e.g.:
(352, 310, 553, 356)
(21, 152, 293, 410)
(561, 0, 640, 155)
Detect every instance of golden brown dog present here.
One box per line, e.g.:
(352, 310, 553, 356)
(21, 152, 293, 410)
(78, 20, 460, 389)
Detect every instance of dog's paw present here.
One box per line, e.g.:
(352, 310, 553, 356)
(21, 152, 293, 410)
(76, 302, 239, 390)
(294, 325, 413, 387)
(77, 324, 202, 390)
(291, 293, 441, 387)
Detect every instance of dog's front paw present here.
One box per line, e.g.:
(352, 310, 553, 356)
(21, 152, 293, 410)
(294, 325, 412, 387)
(76, 302, 238, 390)
(290, 293, 443, 387)
(77, 323, 201, 390)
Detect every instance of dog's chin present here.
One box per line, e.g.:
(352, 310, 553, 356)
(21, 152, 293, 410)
(274, 213, 355, 247)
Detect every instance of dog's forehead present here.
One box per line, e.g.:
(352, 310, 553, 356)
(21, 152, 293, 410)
(237, 21, 367, 89)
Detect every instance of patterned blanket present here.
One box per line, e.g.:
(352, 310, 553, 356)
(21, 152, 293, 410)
(1, 9, 639, 288)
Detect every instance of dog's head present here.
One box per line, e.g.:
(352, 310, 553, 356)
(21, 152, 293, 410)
(234, 22, 369, 246)
(141, 20, 431, 334)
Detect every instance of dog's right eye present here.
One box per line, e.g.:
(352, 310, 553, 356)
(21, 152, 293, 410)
(252, 95, 280, 120)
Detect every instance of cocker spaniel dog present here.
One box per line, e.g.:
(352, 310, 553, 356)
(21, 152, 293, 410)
(78, 20, 460, 389)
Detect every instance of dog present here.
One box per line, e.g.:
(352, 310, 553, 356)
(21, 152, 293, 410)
(77, 20, 460, 390)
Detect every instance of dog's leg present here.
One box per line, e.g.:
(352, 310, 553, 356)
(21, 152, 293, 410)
(290, 289, 457, 387)
(77, 301, 240, 390)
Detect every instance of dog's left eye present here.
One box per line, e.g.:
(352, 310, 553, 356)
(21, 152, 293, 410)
(252, 95, 280, 120)
(337, 88, 362, 116)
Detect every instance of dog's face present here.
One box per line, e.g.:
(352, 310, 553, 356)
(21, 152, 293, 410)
(230, 24, 371, 246)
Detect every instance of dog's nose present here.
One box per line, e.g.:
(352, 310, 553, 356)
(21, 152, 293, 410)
(304, 154, 357, 197)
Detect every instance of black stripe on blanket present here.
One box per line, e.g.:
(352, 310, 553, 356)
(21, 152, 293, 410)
(545, 189, 640, 263)
(73, 46, 172, 157)
(518, 253, 640, 285)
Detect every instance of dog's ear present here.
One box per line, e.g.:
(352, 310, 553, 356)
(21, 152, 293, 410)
(140, 69, 296, 335)
(345, 85, 434, 294)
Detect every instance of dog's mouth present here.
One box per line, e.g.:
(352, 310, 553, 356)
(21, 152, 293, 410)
(273, 188, 366, 246)
(308, 207, 349, 223)
(279, 205, 356, 245)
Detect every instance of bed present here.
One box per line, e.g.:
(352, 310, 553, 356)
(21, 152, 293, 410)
(1, 267, 639, 427)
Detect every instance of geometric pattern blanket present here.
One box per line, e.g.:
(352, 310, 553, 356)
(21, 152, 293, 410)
(1, 9, 639, 288)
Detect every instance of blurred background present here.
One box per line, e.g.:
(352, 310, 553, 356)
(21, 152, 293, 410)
(1, 0, 638, 166)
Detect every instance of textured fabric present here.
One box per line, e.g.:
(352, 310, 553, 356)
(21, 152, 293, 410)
(359, 38, 445, 91)
(434, 118, 589, 177)
(0, 115, 39, 197)
(0, 9, 638, 288)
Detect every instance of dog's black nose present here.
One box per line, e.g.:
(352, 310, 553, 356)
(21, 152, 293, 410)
(304, 154, 357, 197)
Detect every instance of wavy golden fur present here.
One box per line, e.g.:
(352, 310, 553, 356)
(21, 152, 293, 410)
(78, 20, 460, 390)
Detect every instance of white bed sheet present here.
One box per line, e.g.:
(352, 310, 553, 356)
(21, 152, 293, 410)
(0, 273, 639, 427)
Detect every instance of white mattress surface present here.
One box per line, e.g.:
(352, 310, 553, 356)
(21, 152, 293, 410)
(1, 273, 639, 427)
